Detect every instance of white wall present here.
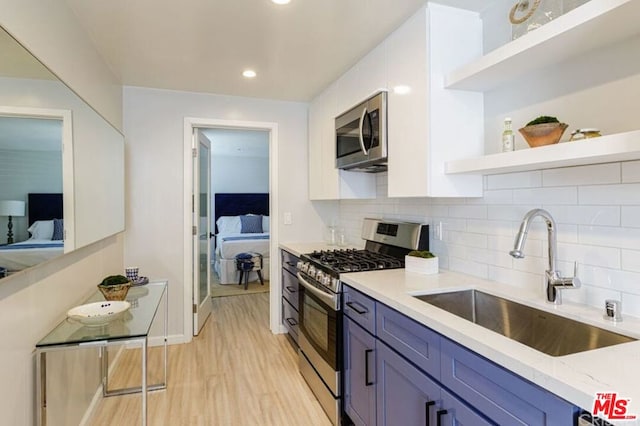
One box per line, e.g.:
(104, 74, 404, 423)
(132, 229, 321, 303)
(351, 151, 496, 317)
(340, 162, 640, 318)
(0, 7, 125, 425)
(212, 156, 269, 195)
(123, 86, 335, 340)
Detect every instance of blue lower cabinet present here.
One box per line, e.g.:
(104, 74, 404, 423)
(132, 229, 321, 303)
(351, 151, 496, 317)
(440, 339, 577, 425)
(376, 341, 441, 426)
(440, 388, 494, 426)
(344, 317, 377, 426)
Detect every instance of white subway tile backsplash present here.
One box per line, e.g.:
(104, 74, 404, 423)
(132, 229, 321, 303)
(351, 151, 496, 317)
(557, 242, 620, 269)
(622, 160, 640, 183)
(339, 159, 640, 313)
(577, 264, 640, 296)
(512, 254, 547, 274)
(513, 187, 578, 205)
(621, 249, 640, 272)
(542, 163, 620, 187)
(467, 249, 513, 269)
(544, 205, 620, 226)
(487, 171, 542, 190)
(621, 293, 640, 318)
(487, 266, 542, 293)
(579, 183, 640, 205)
(449, 257, 488, 279)
(579, 225, 640, 250)
(467, 219, 512, 237)
(622, 206, 640, 228)
(488, 235, 543, 257)
(466, 189, 513, 205)
(448, 205, 487, 219)
(487, 204, 537, 221)
(446, 231, 488, 249)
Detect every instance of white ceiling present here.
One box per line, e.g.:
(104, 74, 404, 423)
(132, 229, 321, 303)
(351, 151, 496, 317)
(64, 0, 491, 102)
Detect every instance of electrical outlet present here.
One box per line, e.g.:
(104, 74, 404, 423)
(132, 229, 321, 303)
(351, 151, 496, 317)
(283, 212, 292, 225)
(434, 221, 443, 241)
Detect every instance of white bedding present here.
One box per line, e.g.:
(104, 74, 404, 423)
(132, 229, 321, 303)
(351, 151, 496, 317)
(0, 239, 64, 272)
(216, 232, 270, 259)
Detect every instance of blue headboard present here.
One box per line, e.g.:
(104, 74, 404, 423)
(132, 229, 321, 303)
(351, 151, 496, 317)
(214, 193, 269, 233)
(28, 193, 63, 226)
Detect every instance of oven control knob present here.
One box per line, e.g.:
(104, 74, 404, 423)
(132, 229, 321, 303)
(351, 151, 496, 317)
(308, 265, 316, 277)
(316, 270, 325, 283)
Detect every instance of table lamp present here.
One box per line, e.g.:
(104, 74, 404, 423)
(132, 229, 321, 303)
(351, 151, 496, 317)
(0, 200, 26, 244)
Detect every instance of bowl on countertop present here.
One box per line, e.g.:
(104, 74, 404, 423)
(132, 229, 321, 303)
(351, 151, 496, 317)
(519, 123, 568, 148)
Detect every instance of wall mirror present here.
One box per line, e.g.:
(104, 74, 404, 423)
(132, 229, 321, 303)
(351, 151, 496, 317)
(0, 26, 125, 279)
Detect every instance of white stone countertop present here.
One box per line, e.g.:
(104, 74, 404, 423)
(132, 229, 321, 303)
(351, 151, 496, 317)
(340, 269, 640, 425)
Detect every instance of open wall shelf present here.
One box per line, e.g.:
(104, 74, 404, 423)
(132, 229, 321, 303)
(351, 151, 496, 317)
(445, 0, 640, 91)
(445, 130, 640, 175)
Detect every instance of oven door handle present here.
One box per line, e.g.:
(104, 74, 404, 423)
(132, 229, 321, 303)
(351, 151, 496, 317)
(297, 272, 339, 310)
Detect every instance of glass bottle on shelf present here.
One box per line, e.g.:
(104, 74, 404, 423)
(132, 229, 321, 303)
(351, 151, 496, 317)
(502, 117, 515, 152)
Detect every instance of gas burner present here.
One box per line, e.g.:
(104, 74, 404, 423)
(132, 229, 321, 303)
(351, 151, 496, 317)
(304, 248, 405, 274)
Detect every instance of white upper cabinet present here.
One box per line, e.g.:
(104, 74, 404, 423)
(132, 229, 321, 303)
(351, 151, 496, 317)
(445, 0, 640, 176)
(337, 43, 387, 114)
(386, 5, 484, 197)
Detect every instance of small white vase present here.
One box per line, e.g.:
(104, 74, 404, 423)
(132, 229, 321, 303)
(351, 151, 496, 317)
(405, 255, 439, 275)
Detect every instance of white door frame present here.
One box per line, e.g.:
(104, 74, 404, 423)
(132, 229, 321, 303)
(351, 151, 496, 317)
(183, 117, 280, 339)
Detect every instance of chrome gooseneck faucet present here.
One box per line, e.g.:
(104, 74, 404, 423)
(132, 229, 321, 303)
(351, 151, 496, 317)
(509, 208, 580, 304)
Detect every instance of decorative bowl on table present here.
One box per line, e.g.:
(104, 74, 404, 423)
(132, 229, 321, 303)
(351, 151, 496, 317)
(98, 274, 132, 301)
(67, 300, 131, 326)
(519, 123, 568, 147)
(98, 282, 132, 301)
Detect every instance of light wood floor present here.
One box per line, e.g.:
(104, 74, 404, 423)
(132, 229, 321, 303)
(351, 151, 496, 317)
(89, 293, 331, 425)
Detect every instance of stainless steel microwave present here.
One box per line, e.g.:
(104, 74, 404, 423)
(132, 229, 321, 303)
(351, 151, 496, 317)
(335, 91, 387, 172)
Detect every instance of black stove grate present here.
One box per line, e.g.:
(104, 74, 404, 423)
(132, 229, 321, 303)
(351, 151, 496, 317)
(306, 249, 405, 273)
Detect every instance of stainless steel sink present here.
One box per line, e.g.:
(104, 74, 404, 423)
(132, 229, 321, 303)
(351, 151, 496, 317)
(415, 289, 636, 356)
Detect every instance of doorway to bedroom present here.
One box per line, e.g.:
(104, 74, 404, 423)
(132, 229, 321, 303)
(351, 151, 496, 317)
(200, 127, 271, 298)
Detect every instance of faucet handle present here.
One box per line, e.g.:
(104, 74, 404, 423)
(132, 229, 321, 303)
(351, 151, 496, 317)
(571, 261, 581, 288)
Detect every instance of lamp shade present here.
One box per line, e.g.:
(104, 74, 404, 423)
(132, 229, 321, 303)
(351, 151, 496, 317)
(0, 200, 26, 217)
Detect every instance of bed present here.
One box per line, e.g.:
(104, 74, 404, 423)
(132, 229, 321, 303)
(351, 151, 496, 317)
(0, 193, 64, 275)
(213, 193, 270, 285)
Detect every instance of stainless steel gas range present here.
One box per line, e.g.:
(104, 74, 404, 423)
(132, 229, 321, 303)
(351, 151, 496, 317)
(296, 218, 429, 425)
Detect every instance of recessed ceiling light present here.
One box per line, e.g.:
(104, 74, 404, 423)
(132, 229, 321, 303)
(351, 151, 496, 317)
(271, 0, 291, 4)
(242, 69, 257, 78)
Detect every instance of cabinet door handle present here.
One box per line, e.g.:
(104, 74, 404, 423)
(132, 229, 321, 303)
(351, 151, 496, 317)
(365, 349, 374, 386)
(346, 301, 368, 315)
(425, 400, 436, 426)
(285, 261, 296, 267)
(436, 409, 448, 426)
(285, 318, 298, 326)
(285, 286, 297, 293)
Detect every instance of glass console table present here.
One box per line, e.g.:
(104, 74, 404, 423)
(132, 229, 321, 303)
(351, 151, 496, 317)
(36, 281, 168, 426)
